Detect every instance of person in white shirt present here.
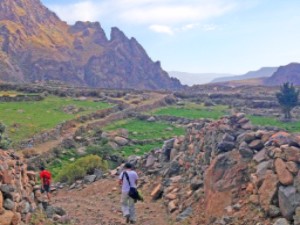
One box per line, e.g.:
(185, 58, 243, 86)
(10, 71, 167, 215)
(118, 163, 139, 224)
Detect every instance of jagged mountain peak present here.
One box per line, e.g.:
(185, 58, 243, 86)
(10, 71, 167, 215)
(0, 0, 61, 27)
(0, 0, 182, 90)
(110, 27, 128, 42)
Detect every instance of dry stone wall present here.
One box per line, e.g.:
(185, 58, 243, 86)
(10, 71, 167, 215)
(0, 150, 66, 225)
(132, 113, 300, 224)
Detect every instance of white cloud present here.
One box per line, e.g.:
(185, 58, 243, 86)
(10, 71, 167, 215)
(46, 0, 250, 33)
(49, 1, 101, 23)
(119, 3, 234, 25)
(149, 25, 174, 35)
(202, 24, 217, 31)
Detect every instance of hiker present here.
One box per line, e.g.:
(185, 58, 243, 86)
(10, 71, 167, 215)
(119, 163, 139, 224)
(39, 166, 52, 201)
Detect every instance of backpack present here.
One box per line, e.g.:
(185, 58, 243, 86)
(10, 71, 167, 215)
(122, 172, 143, 202)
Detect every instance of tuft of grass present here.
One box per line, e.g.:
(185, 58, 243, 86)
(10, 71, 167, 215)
(152, 103, 229, 120)
(0, 95, 112, 143)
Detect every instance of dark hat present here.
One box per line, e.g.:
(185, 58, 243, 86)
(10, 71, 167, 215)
(124, 162, 132, 169)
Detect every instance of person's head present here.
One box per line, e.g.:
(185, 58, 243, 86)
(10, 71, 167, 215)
(39, 166, 45, 171)
(124, 162, 133, 170)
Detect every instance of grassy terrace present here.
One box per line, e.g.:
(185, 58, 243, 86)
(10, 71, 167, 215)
(104, 119, 185, 156)
(0, 95, 112, 142)
(152, 102, 300, 133)
(249, 115, 300, 133)
(153, 103, 229, 120)
(104, 119, 184, 140)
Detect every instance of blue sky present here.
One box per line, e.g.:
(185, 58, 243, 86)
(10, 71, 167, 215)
(41, 0, 300, 74)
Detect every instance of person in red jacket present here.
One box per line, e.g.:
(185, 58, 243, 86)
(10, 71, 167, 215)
(39, 166, 52, 201)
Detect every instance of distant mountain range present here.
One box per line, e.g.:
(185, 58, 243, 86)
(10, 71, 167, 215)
(211, 67, 278, 83)
(0, 0, 182, 90)
(168, 71, 234, 86)
(170, 64, 300, 87)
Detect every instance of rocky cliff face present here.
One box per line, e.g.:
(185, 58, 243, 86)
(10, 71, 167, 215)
(132, 114, 300, 224)
(264, 63, 300, 86)
(0, 0, 182, 90)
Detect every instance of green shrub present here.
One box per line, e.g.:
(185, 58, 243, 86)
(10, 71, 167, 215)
(55, 155, 108, 184)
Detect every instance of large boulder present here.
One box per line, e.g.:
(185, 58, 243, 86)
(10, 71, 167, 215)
(278, 186, 300, 220)
(217, 141, 235, 153)
(273, 218, 290, 225)
(114, 136, 129, 146)
(275, 158, 294, 185)
(249, 139, 264, 151)
(282, 146, 300, 162)
(204, 151, 248, 221)
(0, 210, 14, 225)
(258, 170, 279, 212)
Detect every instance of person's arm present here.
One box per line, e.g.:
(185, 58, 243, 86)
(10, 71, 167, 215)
(135, 172, 138, 186)
(40, 173, 44, 189)
(118, 172, 123, 186)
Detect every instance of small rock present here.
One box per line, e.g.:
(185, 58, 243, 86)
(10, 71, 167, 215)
(273, 218, 290, 225)
(176, 207, 193, 221)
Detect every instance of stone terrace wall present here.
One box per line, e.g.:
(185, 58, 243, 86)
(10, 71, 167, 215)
(0, 150, 37, 224)
(0, 95, 44, 102)
(133, 113, 300, 224)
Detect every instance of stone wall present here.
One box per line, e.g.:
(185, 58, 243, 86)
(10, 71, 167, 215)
(0, 150, 37, 224)
(0, 95, 44, 102)
(132, 113, 300, 224)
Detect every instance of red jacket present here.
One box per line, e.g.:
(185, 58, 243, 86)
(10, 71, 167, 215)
(40, 170, 51, 185)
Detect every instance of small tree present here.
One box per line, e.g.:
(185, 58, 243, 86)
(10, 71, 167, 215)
(276, 82, 299, 120)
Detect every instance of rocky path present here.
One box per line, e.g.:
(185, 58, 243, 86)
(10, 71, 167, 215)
(52, 178, 174, 225)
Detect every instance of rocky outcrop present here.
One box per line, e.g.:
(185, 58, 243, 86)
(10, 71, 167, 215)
(0, 0, 182, 91)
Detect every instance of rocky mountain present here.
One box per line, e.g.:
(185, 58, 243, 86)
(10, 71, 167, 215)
(264, 63, 300, 86)
(168, 71, 234, 86)
(211, 67, 277, 83)
(0, 0, 182, 90)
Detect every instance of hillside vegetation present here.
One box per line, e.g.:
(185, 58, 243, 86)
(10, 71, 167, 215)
(0, 95, 112, 142)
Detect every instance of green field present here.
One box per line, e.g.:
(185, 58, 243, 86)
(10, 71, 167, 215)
(153, 103, 229, 120)
(120, 142, 163, 157)
(104, 119, 185, 156)
(104, 119, 185, 140)
(249, 116, 300, 132)
(0, 96, 112, 142)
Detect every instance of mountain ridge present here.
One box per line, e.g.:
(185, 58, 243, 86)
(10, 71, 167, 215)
(211, 67, 278, 83)
(168, 71, 234, 86)
(264, 63, 300, 86)
(0, 0, 182, 90)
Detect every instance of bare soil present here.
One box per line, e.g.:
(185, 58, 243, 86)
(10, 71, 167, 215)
(52, 178, 175, 225)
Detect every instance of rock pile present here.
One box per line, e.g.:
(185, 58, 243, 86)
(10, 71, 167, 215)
(132, 113, 300, 224)
(0, 150, 66, 225)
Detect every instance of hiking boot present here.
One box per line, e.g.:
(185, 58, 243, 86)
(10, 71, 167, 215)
(130, 221, 136, 224)
(125, 215, 130, 223)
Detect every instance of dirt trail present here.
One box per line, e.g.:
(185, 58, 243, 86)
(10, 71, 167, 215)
(52, 178, 174, 225)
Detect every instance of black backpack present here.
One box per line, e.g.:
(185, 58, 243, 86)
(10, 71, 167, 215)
(122, 172, 143, 202)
